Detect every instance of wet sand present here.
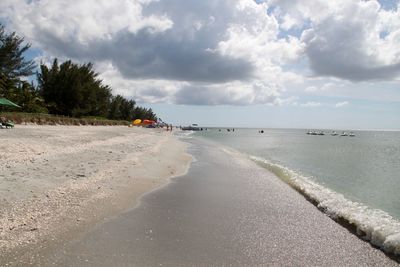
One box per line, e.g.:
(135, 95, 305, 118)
(41, 137, 397, 266)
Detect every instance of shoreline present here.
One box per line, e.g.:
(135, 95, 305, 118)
(2, 128, 398, 265)
(41, 136, 398, 266)
(0, 125, 192, 265)
(251, 155, 400, 259)
(191, 135, 400, 261)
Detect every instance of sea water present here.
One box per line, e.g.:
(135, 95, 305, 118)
(192, 128, 400, 255)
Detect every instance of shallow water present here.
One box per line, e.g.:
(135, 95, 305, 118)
(195, 128, 400, 219)
(42, 137, 396, 266)
(192, 128, 400, 255)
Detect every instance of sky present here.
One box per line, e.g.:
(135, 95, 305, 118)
(1, 0, 400, 129)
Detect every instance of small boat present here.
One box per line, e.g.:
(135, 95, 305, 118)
(182, 124, 200, 131)
(340, 132, 348, 136)
(331, 131, 338, 136)
(349, 132, 355, 137)
(317, 131, 325, 135)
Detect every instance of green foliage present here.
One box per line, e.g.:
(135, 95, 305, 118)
(0, 24, 35, 80)
(38, 59, 112, 117)
(0, 81, 47, 113)
(0, 112, 129, 126)
(18, 81, 48, 113)
(132, 106, 157, 121)
(0, 24, 35, 99)
(108, 95, 136, 121)
(1, 24, 158, 123)
(0, 24, 46, 113)
(38, 58, 158, 121)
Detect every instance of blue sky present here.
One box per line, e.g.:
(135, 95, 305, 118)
(1, 0, 400, 129)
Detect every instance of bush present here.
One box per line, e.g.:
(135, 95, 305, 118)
(0, 112, 129, 126)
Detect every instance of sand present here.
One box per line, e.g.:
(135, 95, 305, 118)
(42, 137, 398, 266)
(0, 125, 192, 264)
(1, 127, 398, 266)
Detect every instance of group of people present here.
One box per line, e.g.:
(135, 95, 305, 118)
(0, 116, 14, 129)
(165, 124, 173, 131)
(218, 128, 235, 132)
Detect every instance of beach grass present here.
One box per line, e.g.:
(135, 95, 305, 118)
(0, 112, 130, 126)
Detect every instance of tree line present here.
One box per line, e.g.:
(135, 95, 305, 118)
(0, 24, 157, 121)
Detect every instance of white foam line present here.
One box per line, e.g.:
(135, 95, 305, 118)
(175, 130, 195, 138)
(250, 155, 400, 256)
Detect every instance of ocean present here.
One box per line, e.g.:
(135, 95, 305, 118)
(192, 128, 400, 255)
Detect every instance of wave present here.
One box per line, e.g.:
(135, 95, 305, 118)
(175, 130, 195, 138)
(250, 155, 400, 257)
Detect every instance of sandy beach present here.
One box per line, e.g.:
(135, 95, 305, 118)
(1, 127, 398, 266)
(41, 137, 398, 266)
(0, 125, 191, 265)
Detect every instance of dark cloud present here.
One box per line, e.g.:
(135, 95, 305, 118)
(307, 50, 400, 81)
(27, 0, 255, 83)
(10, 0, 400, 107)
(141, 87, 170, 98)
(108, 30, 254, 83)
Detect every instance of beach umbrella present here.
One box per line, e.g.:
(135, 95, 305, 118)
(133, 119, 142, 125)
(0, 98, 20, 108)
(143, 119, 156, 125)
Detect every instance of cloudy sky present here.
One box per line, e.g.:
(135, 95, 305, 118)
(1, 0, 400, 129)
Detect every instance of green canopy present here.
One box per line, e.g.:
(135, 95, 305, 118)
(0, 98, 20, 108)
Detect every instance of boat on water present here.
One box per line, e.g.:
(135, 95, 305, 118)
(341, 132, 348, 136)
(307, 130, 325, 135)
(182, 124, 201, 131)
(331, 131, 338, 136)
(349, 132, 355, 137)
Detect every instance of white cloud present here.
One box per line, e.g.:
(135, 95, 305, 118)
(271, 0, 400, 81)
(1, 0, 305, 105)
(335, 101, 349, 108)
(304, 82, 340, 93)
(97, 61, 284, 105)
(272, 96, 299, 106)
(300, 101, 322, 107)
(216, 1, 304, 66)
(280, 13, 302, 31)
(97, 62, 184, 104)
(0, 0, 173, 44)
(305, 86, 317, 92)
(1, 0, 400, 106)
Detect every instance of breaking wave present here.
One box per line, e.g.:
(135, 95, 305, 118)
(175, 130, 195, 138)
(250, 155, 400, 257)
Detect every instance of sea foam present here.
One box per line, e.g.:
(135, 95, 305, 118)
(250, 155, 400, 256)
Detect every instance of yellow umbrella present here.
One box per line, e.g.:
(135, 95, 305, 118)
(133, 119, 142, 125)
